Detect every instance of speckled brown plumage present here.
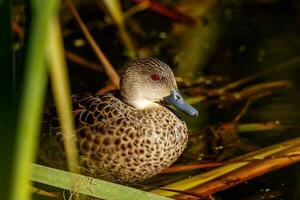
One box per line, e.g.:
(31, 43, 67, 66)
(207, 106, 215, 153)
(39, 57, 196, 183)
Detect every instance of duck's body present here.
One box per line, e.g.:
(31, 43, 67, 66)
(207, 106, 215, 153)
(39, 58, 197, 183)
(40, 93, 187, 183)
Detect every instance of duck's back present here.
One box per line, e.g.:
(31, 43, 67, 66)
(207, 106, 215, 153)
(39, 93, 188, 183)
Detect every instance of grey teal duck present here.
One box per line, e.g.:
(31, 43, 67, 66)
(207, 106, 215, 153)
(39, 57, 198, 183)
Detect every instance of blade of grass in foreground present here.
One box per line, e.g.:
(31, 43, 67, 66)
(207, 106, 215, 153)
(31, 164, 170, 200)
(10, 1, 59, 200)
(47, 14, 79, 174)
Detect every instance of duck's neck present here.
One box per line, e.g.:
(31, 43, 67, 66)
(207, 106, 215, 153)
(120, 79, 160, 110)
(128, 99, 159, 110)
(121, 92, 159, 110)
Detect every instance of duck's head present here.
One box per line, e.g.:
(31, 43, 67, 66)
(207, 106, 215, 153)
(120, 58, 198, 117)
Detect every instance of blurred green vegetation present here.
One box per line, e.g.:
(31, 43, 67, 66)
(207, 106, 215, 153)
(0, 0, 14, 199)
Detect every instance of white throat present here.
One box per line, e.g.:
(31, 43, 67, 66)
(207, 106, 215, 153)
(131, 99, 159, 109)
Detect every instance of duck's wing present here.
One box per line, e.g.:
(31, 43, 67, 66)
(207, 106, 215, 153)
(38, 93, 98, 169)
(38, 93, 133, 170)
(39, 103, 67, 169)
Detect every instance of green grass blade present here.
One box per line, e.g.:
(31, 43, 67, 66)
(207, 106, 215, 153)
(47, 14, 79, 174)
(31, 164, 171, 200)
(10, 1, 59, 200)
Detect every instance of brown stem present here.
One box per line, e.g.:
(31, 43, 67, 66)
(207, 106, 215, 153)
(231, 80, 290, 100)
(65, 0, 120, 88)
(65, 50, 102, 72)
(237, 122, 282, 132)
(233, 98, 253, 122)
(152, 137, 300, 197)
(162, 153, 300, 174)
(161, 163, 223, 174)
(130, 0, 196, 25)
(175, 146, 300, 199)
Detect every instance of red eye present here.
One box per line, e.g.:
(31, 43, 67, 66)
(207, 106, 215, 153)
(151, 74, 160, 81)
